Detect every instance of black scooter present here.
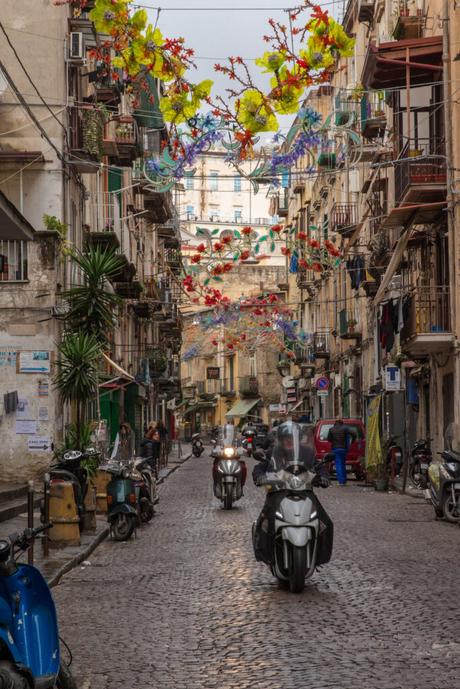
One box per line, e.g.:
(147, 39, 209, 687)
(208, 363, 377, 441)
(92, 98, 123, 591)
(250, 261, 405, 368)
(45, 448, 97, 531)
(428, 448, 460, 523)
(192, 433, 204, 457)
(104, 460, 140, 540)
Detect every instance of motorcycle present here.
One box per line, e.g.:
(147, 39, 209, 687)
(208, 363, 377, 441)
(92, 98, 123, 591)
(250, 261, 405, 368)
(211, 425, 245, 510)
(104, 460, 141, 541)
(192, 433, 204, 457)
(241, 428, 255, 457)
(133, 457, 158, 522)
(428, 423, 460, 523)
(409, 438, 433, 489)
(0, 524, 77, 688)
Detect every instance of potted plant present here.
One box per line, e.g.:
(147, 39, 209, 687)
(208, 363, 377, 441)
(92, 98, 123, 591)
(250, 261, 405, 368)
(148, 349, 167, 375)
(347, 318, 358, 332)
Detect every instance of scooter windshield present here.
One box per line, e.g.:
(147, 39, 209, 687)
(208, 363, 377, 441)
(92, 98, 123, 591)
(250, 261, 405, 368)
(445, 423, 460, 454)
(222, 424, 235, 447)
(273, 421, 301, 471)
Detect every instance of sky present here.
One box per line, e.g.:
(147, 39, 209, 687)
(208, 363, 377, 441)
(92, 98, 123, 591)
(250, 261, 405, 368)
(143, 0, 344, 136)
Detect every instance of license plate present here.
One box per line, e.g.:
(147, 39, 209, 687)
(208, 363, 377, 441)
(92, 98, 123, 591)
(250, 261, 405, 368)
(420, 463, 428, 470)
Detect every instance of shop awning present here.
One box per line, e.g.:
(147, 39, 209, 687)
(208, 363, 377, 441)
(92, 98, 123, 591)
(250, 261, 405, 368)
(99, 354, 136, 389)
(0, 190, 36, 241)
(226, 398, 261, 418)
(184, 400, 216, 415)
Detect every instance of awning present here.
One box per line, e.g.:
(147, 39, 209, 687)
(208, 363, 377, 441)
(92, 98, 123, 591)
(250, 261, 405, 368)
(0, 190, 36, 241)
(372, 227, 412, 306)
(381, 201, 446, 230)
(99, 354, 137, 390)
(226, 398, 261, 418)
(362, 35, 443, 90)
(184, 400, 216, 415)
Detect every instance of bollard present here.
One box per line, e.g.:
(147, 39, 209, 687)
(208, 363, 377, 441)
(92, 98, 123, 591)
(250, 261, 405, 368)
(83, 485, 97, 532)
(48, 482, 80, 547)
(27, 480, 34, 565)
(43, 473, 50, 557)
(93, 469, 111, 514)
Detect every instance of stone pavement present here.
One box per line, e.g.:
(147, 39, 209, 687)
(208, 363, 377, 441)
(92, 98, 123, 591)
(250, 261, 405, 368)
(53, 451, 460, 689)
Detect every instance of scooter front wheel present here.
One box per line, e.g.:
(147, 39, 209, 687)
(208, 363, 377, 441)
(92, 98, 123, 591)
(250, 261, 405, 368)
(140, 499, 155, 523)
(223, 492, 233, 510)
(112, 514, 136, 541)
(288, 545, 307, 594)
(56, 662, 78, 689)
(0, 662, 31, 688)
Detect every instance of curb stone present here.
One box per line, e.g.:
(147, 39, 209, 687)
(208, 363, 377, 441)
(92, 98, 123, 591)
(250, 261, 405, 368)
(48, 451, 193, 588)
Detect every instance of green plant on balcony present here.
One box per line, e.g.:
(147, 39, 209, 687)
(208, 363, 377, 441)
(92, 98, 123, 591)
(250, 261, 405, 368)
(148, 349, 167, 374)
(115, 123, 133, 141)
(347, 318, 358, 331)
(82, 105, 109, 158)
(43, 214, 67, 238)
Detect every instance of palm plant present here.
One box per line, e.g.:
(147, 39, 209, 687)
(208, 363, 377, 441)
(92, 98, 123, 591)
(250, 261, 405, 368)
(63, 247, 125, 344)
(54, 332, 101, 446)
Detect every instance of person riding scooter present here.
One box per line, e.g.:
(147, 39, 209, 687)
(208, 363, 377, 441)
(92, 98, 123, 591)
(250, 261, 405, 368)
(252, 420, 333, 567)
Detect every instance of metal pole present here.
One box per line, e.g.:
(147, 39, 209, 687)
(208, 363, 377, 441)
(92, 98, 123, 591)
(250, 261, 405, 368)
(43, 473, 50, 557)
(27, 480, 34, 565)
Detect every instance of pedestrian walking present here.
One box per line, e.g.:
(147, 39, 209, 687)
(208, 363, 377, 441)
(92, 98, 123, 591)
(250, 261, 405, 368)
(327, 419, 356, 486)
(156, 419, 169, 467)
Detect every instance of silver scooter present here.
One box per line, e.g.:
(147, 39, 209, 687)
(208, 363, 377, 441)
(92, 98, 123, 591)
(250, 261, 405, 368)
(211, 424, 244, 509)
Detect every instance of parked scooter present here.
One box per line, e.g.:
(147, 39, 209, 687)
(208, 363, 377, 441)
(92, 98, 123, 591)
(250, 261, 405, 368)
(104, 460, 141, 540)
(409, 438, 433, 489)
(133, 456, 158, 522)
(192, 433, 204, 457)
(385, 436, 404, 479)
(211, 425, 245, 509)
(46, 447, 99, 531)
(0, 523, 77, 688)
(428, 424, 460, 523)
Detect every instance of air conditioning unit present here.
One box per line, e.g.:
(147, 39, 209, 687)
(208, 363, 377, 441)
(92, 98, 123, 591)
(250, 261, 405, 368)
(69, 32, 84, 61)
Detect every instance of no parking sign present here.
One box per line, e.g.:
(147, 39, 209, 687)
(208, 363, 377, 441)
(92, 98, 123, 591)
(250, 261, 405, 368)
(315, 376, 330, 396)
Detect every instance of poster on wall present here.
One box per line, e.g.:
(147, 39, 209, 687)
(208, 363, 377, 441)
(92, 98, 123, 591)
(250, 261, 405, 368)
(0, 351, 17, 366)
(38, 406, 49, 421)
(18, 351, 51, 374)
(16, 397, 33, 420)
(15, 420, 37, 435)
(38, 380, 49, 397)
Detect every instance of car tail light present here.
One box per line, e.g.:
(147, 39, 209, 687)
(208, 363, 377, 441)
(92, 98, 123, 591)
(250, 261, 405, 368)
(107, 495, 113, 505)
(248, 437, 253, 442)
(129, 493, 136, 504)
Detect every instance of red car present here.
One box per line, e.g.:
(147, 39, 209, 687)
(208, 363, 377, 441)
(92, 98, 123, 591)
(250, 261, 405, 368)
(313, 418, 366, 481)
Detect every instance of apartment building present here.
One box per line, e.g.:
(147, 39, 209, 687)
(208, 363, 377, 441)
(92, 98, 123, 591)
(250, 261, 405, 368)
(278, 0, 456, 453)
(0, 1, 181, 479)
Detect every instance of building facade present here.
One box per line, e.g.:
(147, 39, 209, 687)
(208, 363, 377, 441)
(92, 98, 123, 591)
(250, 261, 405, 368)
(0, 1, 181, 480)
(278, 0, 457, 455)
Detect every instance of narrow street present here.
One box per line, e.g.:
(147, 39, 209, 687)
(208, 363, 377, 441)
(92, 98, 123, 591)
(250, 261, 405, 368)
(55, 452, 460, 689)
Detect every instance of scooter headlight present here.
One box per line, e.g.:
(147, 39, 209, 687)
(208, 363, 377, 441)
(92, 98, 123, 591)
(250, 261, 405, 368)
(288, 475, 304, 490)
(224, 447, 235, 458)
(275, 510, 284, 520)
(122, 467, 130, 479)
(310, 510, 318, 520)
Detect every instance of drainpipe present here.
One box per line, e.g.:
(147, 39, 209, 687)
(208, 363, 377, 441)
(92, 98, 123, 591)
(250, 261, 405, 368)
(442, 0, 458, 428)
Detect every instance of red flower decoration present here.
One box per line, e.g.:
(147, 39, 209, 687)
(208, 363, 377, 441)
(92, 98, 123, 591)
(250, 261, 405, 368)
(196, 243, 206, 253)
(298, 231, 307, 240)
(211, 264, 224, 275)
(221, 235, 232, 245)
(191, 254, 201, 264)
(240, 249, 250, 260)
(312, 262, 322, 272)
(214, 242, 223, 252)
(268, 294, 278, 303)
(242, 226, 253, 236)
(298, 258, 308, 269)
(281, 246, 291, 256)
(271, 224, 283, 233)
(223, 263, 233, 272)
(309, 238, 320, 249)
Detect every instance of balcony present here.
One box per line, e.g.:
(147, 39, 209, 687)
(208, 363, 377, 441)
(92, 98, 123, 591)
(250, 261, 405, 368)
(164, 248, 182, 274)
(393, 10, 425, 41)
(331, 203, 358, 238)
(339, 310, 362, 340)
(297, 267, 316, 295)
(395, 140, 446, 206)
(239, 376, 259, 397)
(358, 0, 375, 23)
(360, 96, 386, 139)
(144, 191, 174, 224)
(313, 331, 330, 359)
(293, 342, 315, 365)
(68, 105, 103, 173)
(220, 378, 236, 397)
(102, 117, 140, 166)
(334, 98, 358, 127)
(400, 287, 454, 356)
(114, 280, 143, 299)
(86, 191, 123, 251)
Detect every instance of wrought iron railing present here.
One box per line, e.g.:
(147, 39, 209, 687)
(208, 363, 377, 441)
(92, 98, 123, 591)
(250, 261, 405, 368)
(395, 139, 446, 203)
(400, 286, 451, 340)
(331, 203, 358, 235)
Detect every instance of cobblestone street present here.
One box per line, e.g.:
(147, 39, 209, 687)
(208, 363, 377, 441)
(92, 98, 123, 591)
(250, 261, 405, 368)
(55, 452, 460, 689)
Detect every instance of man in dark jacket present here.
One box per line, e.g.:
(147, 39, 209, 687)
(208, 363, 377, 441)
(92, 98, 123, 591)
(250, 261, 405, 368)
(327, 419, 356, 486)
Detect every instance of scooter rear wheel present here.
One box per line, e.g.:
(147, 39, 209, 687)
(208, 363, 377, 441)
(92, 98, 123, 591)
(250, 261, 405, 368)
(56, 662, 78, 689)
(0, 662, 31, 688)
(140, 499, 155, 523)
(112, 514, 136, 541)
(442, 492, 460, 523)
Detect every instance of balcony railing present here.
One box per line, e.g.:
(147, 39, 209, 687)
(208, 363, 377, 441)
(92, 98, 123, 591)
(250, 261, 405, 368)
(68, 105, 103, 173)
(401, 286, 451, 339)
(293, 342, 315, 365)
(317, 140, 336, 169)
(0, 239, 28, 282)
(395, 139, 446, 204)
(278, 188, 289, 217)
(358, 0, 375, 23)
(393, 7, 425, 40)
(102, 117, 140, 165)
(331, 203, 358, 237)
(313, 330, 330, 358)
(239, 375, 259, 397)
(339, 309, 362, 340)
(360, 95, 386, 139)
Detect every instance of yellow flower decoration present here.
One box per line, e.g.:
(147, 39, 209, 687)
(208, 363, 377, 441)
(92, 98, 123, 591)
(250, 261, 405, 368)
(160, 91, 200, 124)
(237, 90, 278, 133)
(89, 0, 130, 34)
(255, 51, 286, 74)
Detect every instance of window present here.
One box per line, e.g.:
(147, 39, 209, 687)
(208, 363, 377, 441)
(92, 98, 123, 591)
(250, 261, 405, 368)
(209, 205, 220, 221)
(0, 240, 28, 281)
(185, 176, 194, 190)
(186, 205, 195, 220)
(250, 353, 257, 377)
(234, 176, 241, 192)
(210, 170, 219, 191)
(234, 208, 243, 223)
(228, 355, 235, 390)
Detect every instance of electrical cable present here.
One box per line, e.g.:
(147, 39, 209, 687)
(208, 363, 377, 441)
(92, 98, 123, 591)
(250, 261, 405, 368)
(0, 108, 66, 137)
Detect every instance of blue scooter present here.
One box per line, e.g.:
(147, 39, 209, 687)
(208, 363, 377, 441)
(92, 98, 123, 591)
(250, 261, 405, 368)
(0, 524, 76, 688)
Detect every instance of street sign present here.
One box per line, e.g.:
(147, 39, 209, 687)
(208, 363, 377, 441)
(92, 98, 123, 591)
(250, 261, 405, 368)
(317, 390, 329, 397)
(385, 366, 401, 391)
(206, 366, 220, 380)
(315, 376, 330, 391)
(28, 437, 51, 452)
